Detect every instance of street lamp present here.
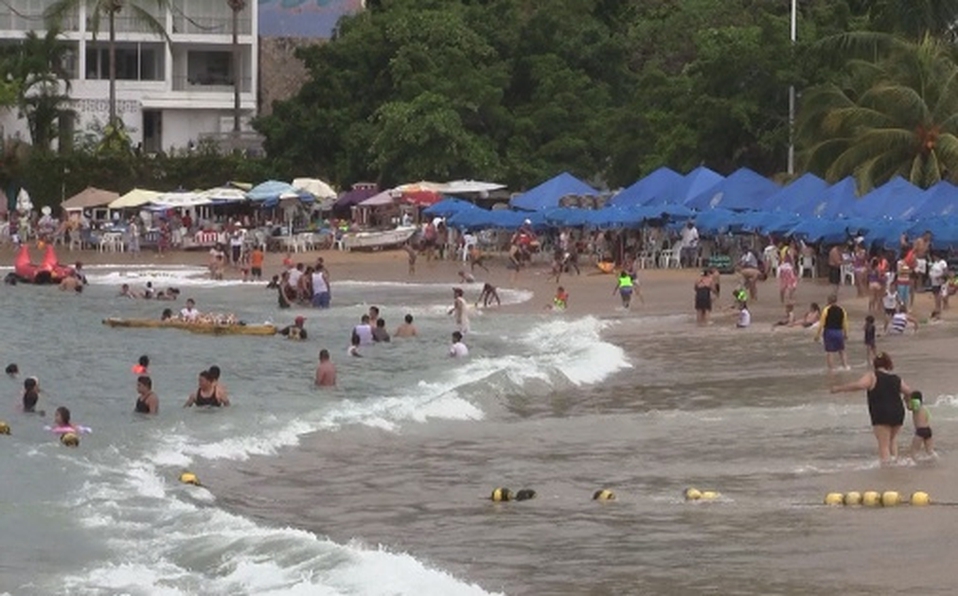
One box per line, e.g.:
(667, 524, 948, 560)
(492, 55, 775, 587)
(787, 0, 796, 175)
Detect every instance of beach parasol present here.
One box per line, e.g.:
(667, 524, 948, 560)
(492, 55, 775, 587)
(292, 178, 337, 199)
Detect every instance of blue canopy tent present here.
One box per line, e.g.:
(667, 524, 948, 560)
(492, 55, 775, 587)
(846, 176, 922, 220)
(810, 177, 860, 218)
(861, 219, 912, 250)
(787, 217, 871, 244)
(738, 210, 801, 235)
(448, 208, 547, 231)
(684, 167, 780, 211)
(509, 172, 597, 211)
(907, 181, 958, 219)
(608, 167, 683, 208)
(693, 208, 741, 235)
(423, 197, 477, 218)
(757, 173, 828, 214)
(645, 166, 724, 206)
(910, 218, 958, 249)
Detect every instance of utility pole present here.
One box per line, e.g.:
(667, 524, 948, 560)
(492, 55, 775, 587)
(788, 0, 796, 175)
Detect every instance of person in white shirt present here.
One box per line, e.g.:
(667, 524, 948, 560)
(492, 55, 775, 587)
(352, 315, 374, 345)
(680, 221, 699, 268)
(180, 299, 200, 322)
(449, 331, 469, 358)
(736, 303, 751, 328)
(928, 255, 948, 315)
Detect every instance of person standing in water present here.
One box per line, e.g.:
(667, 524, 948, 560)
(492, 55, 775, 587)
(314, 349, 337, 387)
(394, 314, 419, 338)
(134, 376, 159, 414)
(476, 283, 500, 308)
(449, 288, 470, 333)
(613, 270, 636, 309)
(694, 269, 715, 326)
(831, 352, 911, 464)
(183, 370, 229, 407)
(815, 294, 849, 372)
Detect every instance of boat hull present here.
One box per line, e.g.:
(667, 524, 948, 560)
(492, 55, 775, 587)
(102, 318, 277, 336)
(342, 226, 416, 251)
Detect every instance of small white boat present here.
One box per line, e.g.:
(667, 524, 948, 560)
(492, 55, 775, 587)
(341, 226, 416, 251)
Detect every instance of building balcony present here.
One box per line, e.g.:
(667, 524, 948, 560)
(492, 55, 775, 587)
(172, 76, 251, 93)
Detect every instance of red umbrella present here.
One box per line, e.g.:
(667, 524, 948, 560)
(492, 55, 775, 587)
(403, 190, 441, 206)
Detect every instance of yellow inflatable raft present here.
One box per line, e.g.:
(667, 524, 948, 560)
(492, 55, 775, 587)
(102, 318, 277, 336)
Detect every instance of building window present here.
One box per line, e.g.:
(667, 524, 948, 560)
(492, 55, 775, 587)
(85, 44, 164, 81)
(187, 51, 232, 86)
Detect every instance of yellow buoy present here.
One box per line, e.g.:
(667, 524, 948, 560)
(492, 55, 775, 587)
(844, 491, 863, 506)
(60, 432, 79, 447)
(0, 421, 10, 435)
(910, 491, 930, 506)
(861, 491, 881, 507)
(824, 493, 845, 506)
(881, 491, 901, 507)
(593, 489, 616, 501)
(490, 488, 512, 502)
(684, 488, 702, 501)
(179, 472, 201, 486)
(700, 491, 719, 501)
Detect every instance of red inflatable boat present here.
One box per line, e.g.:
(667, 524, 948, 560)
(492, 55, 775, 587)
(14, 245, 74, 284)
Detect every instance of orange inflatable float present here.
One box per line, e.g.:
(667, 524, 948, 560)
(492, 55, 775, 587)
(14, 245, 74, 284)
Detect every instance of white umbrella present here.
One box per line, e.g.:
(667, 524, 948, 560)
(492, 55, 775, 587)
(152, 191, 212, 208)
(16, 188, 33, 213)
(292, 178, 337, 199)
(435, 180, 506, 194)
(197, 187, 248, 203)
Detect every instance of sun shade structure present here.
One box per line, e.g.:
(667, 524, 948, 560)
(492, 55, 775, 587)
(61, 187, 119, 211)
(109, 188, 162, 209)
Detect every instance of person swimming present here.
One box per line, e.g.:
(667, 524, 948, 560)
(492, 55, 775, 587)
(22, 377, 40, 413)
(6, 363, 18, 377)
(132, 355, 150, 375)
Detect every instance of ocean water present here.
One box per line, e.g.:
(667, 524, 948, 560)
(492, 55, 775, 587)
(3, 264, 958, 595)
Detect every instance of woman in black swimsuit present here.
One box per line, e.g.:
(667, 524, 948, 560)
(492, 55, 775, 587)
(134, 375, 159, 414)
(694, 269, 715, 326)
(183, 370, 229, 408)
(831, 352, 911, 464)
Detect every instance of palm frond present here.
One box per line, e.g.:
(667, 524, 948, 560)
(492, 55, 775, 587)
(43, 0, 78, 28)
(859, 84, 930, 125)
(933, 134, 958, 177)
(129, 2, 172, 44)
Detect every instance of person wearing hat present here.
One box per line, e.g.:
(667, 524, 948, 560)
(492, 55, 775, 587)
(279, 316, 308, 340)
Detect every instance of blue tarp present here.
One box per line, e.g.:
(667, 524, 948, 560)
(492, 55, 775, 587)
(544, 206, 674, 229)
(609, 167, 683, 208)
(693, 208, 740, 235)
(645, 166, 724, 206)
(757, 173, 828, 214)
(846, 176, 922, 219)
(684, 167, 780, 211)
(422, 197, 477, 218)
(738, 211, 801, 235)
(509, 172, 597, 211)
(809, 177, 860, 218)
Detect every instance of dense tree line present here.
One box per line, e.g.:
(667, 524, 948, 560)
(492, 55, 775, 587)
(255, 0, 868, 189)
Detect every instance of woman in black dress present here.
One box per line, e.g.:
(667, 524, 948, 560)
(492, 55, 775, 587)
(831, 352, 911, 464)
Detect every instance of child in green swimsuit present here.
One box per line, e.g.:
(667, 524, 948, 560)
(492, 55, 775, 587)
(908, 392, 936, 459)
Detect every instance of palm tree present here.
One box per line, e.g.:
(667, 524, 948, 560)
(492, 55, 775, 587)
(868, 0, 958, 42)
(9, 29, 73, 151)
(44, 0, 170, 128)
(227, 0, 247, 135)
(799, 34, 958, 191)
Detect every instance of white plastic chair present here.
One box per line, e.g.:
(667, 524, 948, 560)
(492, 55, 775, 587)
(799, 254, 816, 278)
(841, 263, 855, 285)
(658, 249, 679, 269)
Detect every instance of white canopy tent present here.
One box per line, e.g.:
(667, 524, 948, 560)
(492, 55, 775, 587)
(109, 188, 161, 209)
(292, 178, 337, 199)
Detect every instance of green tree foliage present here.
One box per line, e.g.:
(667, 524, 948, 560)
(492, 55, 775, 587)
(257, 0, 874, 189)
(4, 29, 73, 152)
(865, 0, 958, 41)
(799, 34, 958, 190)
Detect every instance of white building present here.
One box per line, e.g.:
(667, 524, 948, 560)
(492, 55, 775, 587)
(0, 0, 257, 153)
